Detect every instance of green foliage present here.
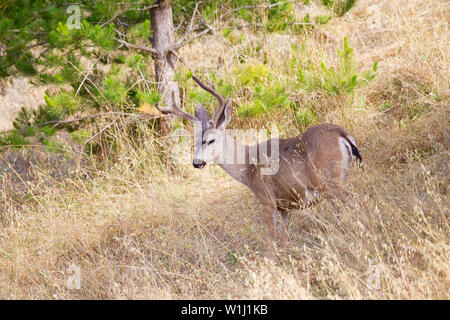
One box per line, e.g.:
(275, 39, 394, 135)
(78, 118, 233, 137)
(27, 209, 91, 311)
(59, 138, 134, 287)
(101, 75, 128, 106)
(4, 131, 29, 149)
(12, 107, 33, 133)
(266, 2, 294, 32)
(296, 108, 317, 127)
(189, 88, 216, 106)
(238, 64, 269, 86)
(238, 84, 288, 118)
(48, 20, 117, 50)
(322, 0, 357, 16)
(188, 73, 234, 109)
(33, 104, 63, 126)
(209, 72, 235, 97)
(126, 53, 147, 70)
(89, 23, 117, 50)
(29, 91, 83, 132)
(136, 89, 161, 105)
(296, 37, 377, 96)
(0, 1, 159, 152)
(361, 60, 378, 82)
(15, 52, 37, 75)
(40, 138, 67, 154)
(0, 0, 154, 78)
(39, 126, 57, 137)
(70, 130, 90, 144)
(405, 103, 432, 122)
(128, 20, 152, 41)
(175, 67, 193, 84)
(39, 54, 82, 85)
(44, 91, 81, 116)
(315, 15, 332, 25)
(255, 84, 288, 109)
(222, 28, 245, 45)
(0, 0, 343, 154)
(237, 100, 265, 118)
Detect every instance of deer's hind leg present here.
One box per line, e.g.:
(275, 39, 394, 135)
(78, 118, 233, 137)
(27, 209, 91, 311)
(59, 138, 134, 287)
(260, 204, 279, 256)
(321, 182, 356, 222)
(279, 210, 291, 244)
(262, 204, 277, 241)
(322, 183, 355, 207)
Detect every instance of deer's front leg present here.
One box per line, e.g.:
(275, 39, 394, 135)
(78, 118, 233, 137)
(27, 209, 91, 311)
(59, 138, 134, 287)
(279, 210, 291, 244)
(262, 204, 277, 241)
(261, 204, 278, 257)
(263, 205, 291, 242)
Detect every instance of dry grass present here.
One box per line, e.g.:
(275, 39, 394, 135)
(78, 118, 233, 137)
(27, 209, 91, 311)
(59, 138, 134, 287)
(0, 0, 448, 299)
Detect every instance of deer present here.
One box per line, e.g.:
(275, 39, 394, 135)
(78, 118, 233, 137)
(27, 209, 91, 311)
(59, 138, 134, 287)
(156, 76, 362, 243)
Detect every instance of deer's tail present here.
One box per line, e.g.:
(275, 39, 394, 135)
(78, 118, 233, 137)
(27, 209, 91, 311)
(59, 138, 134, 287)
(342, 135, 362, 163)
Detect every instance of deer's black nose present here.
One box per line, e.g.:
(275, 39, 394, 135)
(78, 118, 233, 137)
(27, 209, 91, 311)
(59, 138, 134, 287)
(193, 159, 206, 169)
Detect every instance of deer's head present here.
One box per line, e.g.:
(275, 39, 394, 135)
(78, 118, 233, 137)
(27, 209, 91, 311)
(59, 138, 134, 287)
(156, 76, 232, 169)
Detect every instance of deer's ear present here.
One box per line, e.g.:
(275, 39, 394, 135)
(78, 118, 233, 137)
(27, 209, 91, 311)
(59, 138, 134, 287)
(216, 98, 232, 130)
(195, 103, 210, 131)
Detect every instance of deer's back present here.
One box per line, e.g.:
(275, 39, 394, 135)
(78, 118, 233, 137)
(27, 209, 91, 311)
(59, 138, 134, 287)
(248, 124, 352, 210)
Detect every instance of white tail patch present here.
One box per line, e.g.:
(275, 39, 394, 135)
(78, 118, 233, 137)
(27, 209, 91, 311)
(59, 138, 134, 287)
(339, 137, 353, 180)
(347, 135, 356, 146)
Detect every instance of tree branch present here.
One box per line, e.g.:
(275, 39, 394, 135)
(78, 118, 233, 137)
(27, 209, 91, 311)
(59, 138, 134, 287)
(218, 0, 298, 21)
(117, 39, 158, 55)
(100, 4, 159, 27)
(173, 28, 210, 51)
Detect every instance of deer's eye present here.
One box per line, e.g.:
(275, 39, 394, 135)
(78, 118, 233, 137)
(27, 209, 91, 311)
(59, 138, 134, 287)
(207, 139, 216, 145)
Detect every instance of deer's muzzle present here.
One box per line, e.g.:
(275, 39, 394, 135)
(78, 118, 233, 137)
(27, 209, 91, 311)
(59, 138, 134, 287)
(193, 159, 206, 169)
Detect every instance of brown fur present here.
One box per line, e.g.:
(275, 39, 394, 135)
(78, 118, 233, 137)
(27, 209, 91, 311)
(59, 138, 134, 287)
(159, 77, 360, 243)
(219, 123, 359, 241)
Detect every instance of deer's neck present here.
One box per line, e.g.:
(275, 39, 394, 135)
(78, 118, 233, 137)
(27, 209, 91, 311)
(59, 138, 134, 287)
(219, 163, 250, 187)
(218, 134, 251, 187)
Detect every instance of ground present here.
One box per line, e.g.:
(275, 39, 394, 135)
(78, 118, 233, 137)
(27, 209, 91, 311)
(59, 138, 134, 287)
(0, 0, 448, 299)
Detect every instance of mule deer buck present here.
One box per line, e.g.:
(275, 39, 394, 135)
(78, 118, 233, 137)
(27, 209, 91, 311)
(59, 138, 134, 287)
(156, 76, 362, 242)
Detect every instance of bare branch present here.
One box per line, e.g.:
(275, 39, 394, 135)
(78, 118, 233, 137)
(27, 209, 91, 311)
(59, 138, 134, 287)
(117, 39, 158, 55)
(218, 0, 298, 21)
(100, 4, 158, 27)
(173, 28, 210, 50)
(76, 58, 100, 96)
(174, 2, 204, 50)
(198, 13, 243, 62)
(188, 2, 201, 34)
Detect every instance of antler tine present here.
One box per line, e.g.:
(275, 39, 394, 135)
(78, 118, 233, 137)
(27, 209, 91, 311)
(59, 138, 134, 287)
(155, 91, 199, 123)
(192, 76, 226, 126)
(192, 76, 224, 107)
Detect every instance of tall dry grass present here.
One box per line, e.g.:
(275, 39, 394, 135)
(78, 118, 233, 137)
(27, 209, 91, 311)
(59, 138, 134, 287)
(0, 0, 448, 299)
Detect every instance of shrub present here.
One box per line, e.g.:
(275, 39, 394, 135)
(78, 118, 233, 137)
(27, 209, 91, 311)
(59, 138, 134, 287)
(237, 84, 289, 118)
(238, 64, 269, 86)
(296, 37, 377, 96)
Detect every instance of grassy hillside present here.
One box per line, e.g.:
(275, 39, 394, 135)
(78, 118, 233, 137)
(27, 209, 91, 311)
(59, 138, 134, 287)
(0, 0, 448, 299)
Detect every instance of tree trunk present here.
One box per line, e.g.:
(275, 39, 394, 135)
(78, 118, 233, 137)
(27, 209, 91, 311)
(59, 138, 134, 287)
(150, 0, 179, 133)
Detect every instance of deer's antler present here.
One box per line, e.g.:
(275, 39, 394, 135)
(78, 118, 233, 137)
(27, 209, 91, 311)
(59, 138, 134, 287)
(155, 91, 199, 123)
(192, 76, 226, 128)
